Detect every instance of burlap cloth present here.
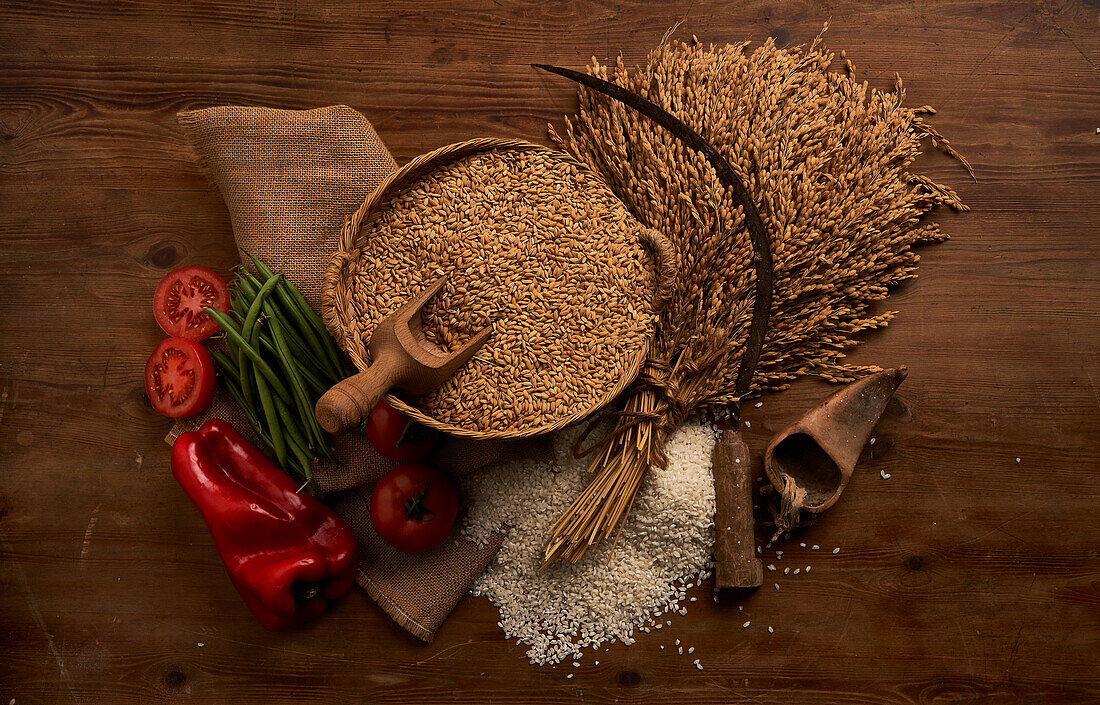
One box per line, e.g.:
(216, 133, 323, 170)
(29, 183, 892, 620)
(166, 105, 552, 641)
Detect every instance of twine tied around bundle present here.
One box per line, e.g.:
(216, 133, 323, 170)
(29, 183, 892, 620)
(760, 473, 816, 541)
(571, 359, 684, 463)
(570, 346, 729, 468)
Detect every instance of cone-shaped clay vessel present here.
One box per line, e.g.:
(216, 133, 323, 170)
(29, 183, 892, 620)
(764, 367, 908, 514)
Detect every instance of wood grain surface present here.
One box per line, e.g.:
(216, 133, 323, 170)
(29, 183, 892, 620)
(2, 1, 1098, 703)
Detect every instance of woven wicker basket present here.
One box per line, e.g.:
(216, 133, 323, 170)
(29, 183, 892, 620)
(322, 137, 673, 440)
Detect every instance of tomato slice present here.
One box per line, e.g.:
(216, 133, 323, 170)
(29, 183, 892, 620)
(153, 265, 230, 341)
(145, 337, 216, 418)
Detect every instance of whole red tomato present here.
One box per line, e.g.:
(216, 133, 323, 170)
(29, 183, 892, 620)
(365, 398, 440, 462)
(370, 463, 458, 553)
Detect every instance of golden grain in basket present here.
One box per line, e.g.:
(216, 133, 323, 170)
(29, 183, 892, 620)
(322, 138, 673, 439)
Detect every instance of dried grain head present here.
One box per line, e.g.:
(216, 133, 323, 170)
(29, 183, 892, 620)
(557, 35, 967, 401)
(545, 33, 969, 564)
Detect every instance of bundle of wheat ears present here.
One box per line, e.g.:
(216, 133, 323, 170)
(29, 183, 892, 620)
(543, 30, 970, 566)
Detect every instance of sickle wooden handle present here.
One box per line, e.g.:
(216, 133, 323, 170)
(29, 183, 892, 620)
(713, 429, 764, 589)
(315, 356, 401, 434)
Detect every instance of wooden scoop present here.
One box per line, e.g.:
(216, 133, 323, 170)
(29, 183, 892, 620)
(764, 367, 908, 514)
(315, 275, 492, 435)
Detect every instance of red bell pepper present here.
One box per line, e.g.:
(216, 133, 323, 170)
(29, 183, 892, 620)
(171, 419, 359, 630)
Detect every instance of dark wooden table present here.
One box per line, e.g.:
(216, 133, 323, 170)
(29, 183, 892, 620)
(2, 1, 1098, 703)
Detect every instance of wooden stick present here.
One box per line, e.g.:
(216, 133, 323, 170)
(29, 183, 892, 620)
(713, 429, 763, 589)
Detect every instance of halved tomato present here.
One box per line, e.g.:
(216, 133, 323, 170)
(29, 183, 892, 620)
(153, 265, 229, 341)
(144, 337, 216, 418)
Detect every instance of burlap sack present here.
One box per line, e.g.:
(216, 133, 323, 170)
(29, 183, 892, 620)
(168, 105, 551, 641)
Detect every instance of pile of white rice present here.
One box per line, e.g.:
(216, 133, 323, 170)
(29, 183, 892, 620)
(460, 423, 717, 665)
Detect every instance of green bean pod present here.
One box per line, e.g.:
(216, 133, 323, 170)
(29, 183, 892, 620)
(245, 251, 346, 380)
(273, 399, 316, 481)
(254, 306, 334, 382)
(203, 307, 295, 406)
(237, 275, 281, 414)
(286, 287, 348, 379)
(266, 307, 336, 462)
(270, 393, 314, 463)
(242, 275, 281, 338)
(219, 368, 263, 432)
(256, 335, 328, 396)
(210, 350, 241, 387)
(282, 429, 315, 482)
(250, 323, 287, 469)
(275, 285, 342, 382)
(236, 272, 260, 302)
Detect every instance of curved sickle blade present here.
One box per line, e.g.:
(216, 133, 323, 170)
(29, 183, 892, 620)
(533, 63, 773, 415)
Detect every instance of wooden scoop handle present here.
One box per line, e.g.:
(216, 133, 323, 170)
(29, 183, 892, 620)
(315, 356, 401, 435)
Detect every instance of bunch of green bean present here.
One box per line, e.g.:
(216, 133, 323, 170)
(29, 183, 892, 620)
(204, 254, 352, 482)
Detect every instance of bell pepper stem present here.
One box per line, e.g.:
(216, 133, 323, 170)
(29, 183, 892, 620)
(292, 579, 325, 604)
